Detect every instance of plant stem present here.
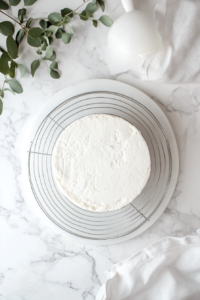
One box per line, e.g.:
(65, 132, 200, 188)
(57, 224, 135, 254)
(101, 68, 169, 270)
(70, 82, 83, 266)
(74, 0, 90, 12)
(0, 76, 7, 98)
(37, 48, 48, 68)
(0, 10, 28, 29)
(75, 12, 93, 20)
(22, 17, 48, 24)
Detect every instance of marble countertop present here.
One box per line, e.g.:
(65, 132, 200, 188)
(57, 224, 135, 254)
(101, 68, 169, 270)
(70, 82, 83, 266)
(1, 0, 200, 299)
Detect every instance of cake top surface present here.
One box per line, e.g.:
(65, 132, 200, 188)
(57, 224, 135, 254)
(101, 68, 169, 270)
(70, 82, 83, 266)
(52, 114, 151, 211)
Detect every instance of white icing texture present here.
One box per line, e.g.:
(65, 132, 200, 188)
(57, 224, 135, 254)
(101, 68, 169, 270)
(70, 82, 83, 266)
(52, 114, 151, 211)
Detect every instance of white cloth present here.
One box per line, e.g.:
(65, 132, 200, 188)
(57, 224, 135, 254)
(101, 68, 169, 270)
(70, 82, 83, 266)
(96, 234, 200, 300)
(141, 0, 200, 83)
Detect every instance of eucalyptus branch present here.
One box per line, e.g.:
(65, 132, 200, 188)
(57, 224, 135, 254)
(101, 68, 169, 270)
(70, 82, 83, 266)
(0, 10, 28, 29)
(0, 0, 113, 116)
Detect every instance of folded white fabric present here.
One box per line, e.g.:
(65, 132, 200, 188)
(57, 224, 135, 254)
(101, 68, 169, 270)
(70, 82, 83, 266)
(96, 234, 200, 300)
(141, 0, 200, 83)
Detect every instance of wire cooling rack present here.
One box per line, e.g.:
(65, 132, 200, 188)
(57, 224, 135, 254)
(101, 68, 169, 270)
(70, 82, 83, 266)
(27, 90, 173, 242)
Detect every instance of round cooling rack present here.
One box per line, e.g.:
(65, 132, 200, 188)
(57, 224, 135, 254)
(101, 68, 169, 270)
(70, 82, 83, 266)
(21, 79, 179, 245)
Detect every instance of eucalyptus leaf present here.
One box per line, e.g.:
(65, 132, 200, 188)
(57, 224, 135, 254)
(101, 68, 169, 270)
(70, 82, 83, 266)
(67, 25, 74, 35)
(63, 15, 71, 24)
(6, 79, 23, 93)
(28, 27, 43, 39)
(46, 45, 53, 58)
(0, 99, 3, 115)
(49, 50, 56, 61)
(93, 20, 98, 27)
(99, 15, 113, 27)
(86, 3, 96, 13)
(50, 69, 60, 79)
(26, 17, 33, 28)
(42, 36, 49, 46)
(36, 49, 42, 54)
(0, 0, 9, 10)
(18, 63, 26, 77)
(39, 19, 47, 30)
(61, 8, 73, 18)
(4, 88, 15, 94)
(79, 10, 88, 21)
(0, 47, 5, 53)
(8, 61, 16, 78)
(50, 61, 58, 69)
(16, 28, 25, 45)
(0, 90, 4, 98)
(9, 0, 21, 6)
(24, 0, 37, 6)
(0, 21, 15, 36)
(18, 8, 26, 23)
(46, 25, 57, 32)
(92, 0, 97, 3)
(97, 0, 105, 12)
(55, 28, 62, 39)
(27, 35, 41, 47)
(86, 10, 93, 18)
(0, 55, 9, 75)
(48, 12, 62, 24)
(41, 40, 47, 50)
(31, 59, 40, 76)
(62, 32, 71, 44)
(6, 35, 18, 59)
(48, 36, 53, 44)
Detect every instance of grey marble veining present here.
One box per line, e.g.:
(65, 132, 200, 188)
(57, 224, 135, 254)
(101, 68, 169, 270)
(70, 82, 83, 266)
(1, 0, 200, 299)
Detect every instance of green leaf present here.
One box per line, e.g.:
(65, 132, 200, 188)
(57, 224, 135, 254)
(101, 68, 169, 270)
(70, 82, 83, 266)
(6, 79, 23, 93)
(97, 0, 105, 12)
(86, 3, 96, 13)
(24, 0, 37, 6)
(6, 35, 18, 59)
(0, 55, 9, 75)
(18, 63, 26, 77)
(0, 47, 5, 53)
(41, 40, 47, 50)
(4, 88, 15, 94)
(39, 19, 47, 30)
(16, 28, 25, 46)
(27, 35, 41, 47)
(92, 0, 97, 3)
(9, 0, 21, 6)
(0, 21, 14, 36)
(49, 50, 56, 61)
(28, 27, 43, 39)
(46, 45, 53, 58)
(18, 8, 26, 23)
(79, 10, 88, 21)
(50, 69, 60, 79)
(48, 12, 62, 24)
(0, 98, 3, 115)
(0, 90, 4, 98)
(99, 15, 113, 27)
(62, 32, 71, 44)
(42, 36, 49, 46)
(50, 61, 58, 69)
(8, 61, 16, 78)
(93, 20, 98, 27)
(31, 59, 40, 77)
(36, 49, 42, 54)
(63, 15, 71, 24)
(26, 17, 33, 28)
(0, 0, 9, 10)
(61, 8, 73, 18)
(67, 25, 74, 35)
(86, 10, 93, 18)
(48, 36, 53, 44)
(43, 50, 56, 61)
(55, 28, 62, 39)
(46, 25, 57, 32)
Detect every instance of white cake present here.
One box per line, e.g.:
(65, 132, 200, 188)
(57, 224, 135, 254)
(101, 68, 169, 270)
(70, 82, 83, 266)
(52, 114, 151, 211)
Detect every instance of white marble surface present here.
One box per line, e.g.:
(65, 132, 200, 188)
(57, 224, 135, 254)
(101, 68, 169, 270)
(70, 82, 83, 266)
(1, 0, 200, 299)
